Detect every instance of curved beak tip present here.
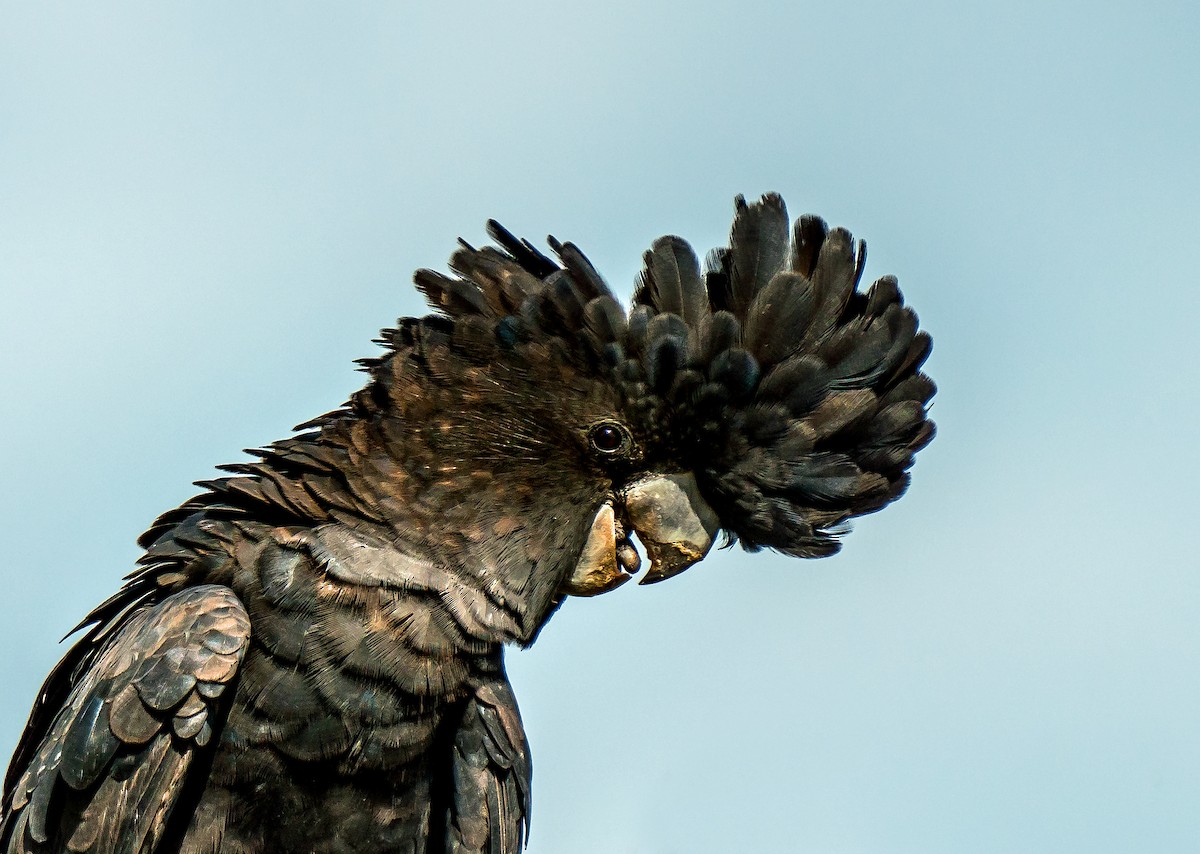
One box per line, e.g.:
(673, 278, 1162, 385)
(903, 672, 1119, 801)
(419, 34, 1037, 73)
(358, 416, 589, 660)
(625, 473, 721, 585)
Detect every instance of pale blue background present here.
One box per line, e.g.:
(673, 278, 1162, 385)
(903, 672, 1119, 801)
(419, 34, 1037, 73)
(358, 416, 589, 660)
(2, 3, 1197, 852)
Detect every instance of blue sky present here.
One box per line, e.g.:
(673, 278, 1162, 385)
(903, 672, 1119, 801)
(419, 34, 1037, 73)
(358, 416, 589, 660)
(2, 2, 1197, 851)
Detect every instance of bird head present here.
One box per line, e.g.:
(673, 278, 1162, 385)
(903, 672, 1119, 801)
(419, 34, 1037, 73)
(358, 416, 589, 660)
(349, 194, 934, 639)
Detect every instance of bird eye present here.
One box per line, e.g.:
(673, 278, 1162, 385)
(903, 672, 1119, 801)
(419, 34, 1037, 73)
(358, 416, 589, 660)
(589, 421, 629, 455)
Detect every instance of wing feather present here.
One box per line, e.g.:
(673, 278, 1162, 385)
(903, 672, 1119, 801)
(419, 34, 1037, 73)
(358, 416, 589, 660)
(446, 679, 531, 854)
(1, 585, 250, 854)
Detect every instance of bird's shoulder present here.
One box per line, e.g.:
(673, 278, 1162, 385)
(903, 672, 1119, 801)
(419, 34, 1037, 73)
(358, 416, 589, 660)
(1, 584, 250, 854)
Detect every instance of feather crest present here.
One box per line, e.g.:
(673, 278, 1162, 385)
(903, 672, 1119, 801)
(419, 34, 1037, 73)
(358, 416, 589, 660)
(383, 194, 934, 558)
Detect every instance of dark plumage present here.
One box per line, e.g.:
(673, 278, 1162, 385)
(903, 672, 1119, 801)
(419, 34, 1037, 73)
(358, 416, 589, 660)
(1, 194, 934, 853)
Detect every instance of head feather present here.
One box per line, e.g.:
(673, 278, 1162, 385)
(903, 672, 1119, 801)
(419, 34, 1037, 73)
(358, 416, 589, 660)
(389, 194, 935, 557)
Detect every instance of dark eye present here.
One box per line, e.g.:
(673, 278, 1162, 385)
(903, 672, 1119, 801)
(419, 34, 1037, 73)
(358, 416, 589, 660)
(589, 421, 629, 455)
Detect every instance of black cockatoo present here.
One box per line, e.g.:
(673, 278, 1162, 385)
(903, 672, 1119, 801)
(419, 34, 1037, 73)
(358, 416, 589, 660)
(1, 194, 934, 854)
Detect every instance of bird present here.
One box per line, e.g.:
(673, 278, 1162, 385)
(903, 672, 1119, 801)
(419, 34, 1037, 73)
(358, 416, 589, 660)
(1, 193, 935, 854)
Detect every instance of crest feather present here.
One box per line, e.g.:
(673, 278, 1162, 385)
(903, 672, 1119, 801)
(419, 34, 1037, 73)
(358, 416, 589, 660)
(390, 194, 934, 557)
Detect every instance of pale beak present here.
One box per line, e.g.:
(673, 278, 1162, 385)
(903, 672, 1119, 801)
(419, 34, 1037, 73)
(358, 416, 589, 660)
(561, 472, 720, 597)
(623, 472, 721, 584)
(560, 503, 634, 596)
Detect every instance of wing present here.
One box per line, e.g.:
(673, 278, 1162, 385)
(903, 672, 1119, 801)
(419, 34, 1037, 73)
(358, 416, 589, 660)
(1, 585, 251, 854)
(445, 678, 531, 854)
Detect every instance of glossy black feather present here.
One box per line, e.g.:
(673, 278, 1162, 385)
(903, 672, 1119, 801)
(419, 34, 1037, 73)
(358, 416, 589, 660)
(729, 193, 790, 313)
(635, 236, 708, 329)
